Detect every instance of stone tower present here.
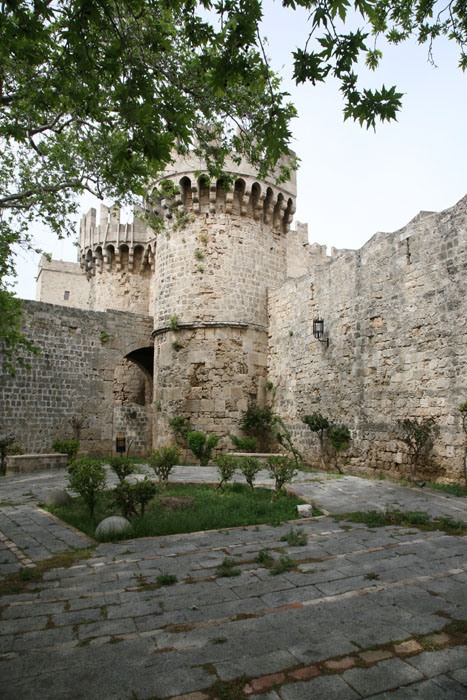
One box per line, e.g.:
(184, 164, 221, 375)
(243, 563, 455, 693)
(150, 151, 296, 447)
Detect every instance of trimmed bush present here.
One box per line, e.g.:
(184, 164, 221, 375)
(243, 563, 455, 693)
(148, 445, 181, 489)
(109, 456, 136, 484)
(239, 456, 261, 489)
(216, 454, 238, 489)
(68, 457, 106, 517)
(267, 455, 297, 499)
(52, 438, 80, 464)
(187, 431, 219, 466)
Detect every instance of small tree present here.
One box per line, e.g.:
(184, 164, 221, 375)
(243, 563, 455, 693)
(68, 416, 87, 440)
(109, 456, 136, 484)
(52, 438, 80, 464)
(267, 455, 297, 500)
(114, 478, 156, 518)
(270, 415, 303, 469)
(187, 431, 219, 466)
(216, 454, 238, 489)
(239, 456, 261, 489)
(397, 417, 438, 482)
(148, 445, 181, 490)
(68, 458, 106, 518)
(303, 413, 330, 469)
(327, 425, 351, 474)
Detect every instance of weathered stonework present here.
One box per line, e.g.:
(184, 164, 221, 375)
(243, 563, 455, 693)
(267, 196, 467, 482)
(0, 302, 153, 456)
(3, 152, 466, 481)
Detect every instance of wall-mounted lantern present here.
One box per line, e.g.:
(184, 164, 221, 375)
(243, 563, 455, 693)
(313, 317, 329, 347)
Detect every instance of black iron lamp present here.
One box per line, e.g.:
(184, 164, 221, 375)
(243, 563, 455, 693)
(313, 317, 329, 347)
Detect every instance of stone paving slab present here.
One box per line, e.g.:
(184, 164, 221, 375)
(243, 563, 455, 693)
(0, 466, 467, 698)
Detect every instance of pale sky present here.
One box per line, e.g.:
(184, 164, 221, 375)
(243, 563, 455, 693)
(10, 0, 467, 300)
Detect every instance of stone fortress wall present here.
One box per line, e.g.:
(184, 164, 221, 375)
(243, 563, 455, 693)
(6, 151, 467, 480)
(0, 302, 154, 456)
(268, 196, 467, 481)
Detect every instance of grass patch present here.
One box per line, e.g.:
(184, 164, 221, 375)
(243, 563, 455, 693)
(256, 548, 274, 567)
(0, 548, 95, 596)
(334, 509, 467, 535)
(46, 483, 305, 541)
(281, 527, 307, 546)
(216, 558, 241, 578)
(270, 555, 297, 576)
(208, 675, 248, 700)
(424, 482, 467, 498)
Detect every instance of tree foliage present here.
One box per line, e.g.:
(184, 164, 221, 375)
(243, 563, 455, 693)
(2, 0, 465, 365)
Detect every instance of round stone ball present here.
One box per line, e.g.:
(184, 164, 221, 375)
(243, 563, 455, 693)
(95, 516, 132, 538)
(44, 489, 72, 507)
(297, 504, 313, 517)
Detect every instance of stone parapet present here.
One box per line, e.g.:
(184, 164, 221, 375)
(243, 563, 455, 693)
(5, 453, 68, 475)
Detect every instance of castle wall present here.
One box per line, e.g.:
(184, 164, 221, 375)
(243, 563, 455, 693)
(36, 256, 91, 309)
(0, 301, 154, 456)
(153, 214, 287, 328)
(153, 325, 268, 448)
(267, 196, 467, 482)
(89, 265, 153, 315)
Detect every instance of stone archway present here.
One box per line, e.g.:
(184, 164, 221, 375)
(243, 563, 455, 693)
(112, 346, 154, 456)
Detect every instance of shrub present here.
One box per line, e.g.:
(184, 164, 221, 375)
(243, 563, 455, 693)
(148, 445, 181, 490)
(52, 438, 80, 464)
(239, 403, 273, 449)
(187, 431, 219, 466)
(239, 456, 261, 489)
(68, 458, 106, 517)
(114, 478, 157, 518)
(109, 456, 136, 483)
(229, 434, 258, 452)
(216, 454, 238, 489)
(397, 417, 438, 482)
(267, 455, 298, 499)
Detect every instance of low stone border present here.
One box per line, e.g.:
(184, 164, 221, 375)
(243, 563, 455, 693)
(6, 453, 68, 475)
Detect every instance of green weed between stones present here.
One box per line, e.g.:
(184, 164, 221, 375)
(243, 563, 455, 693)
(281, 527, 307, 546)
(0, 548, 95, 596)
(334, 509, 467, 535)
(46, 482, 305, 541)
(216, 558, 241, 578)
(208, 675, 249, 700)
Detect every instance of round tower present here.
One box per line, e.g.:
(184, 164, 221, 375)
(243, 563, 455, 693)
(151, 151, 296, 447)
(79, 204, 155, 315)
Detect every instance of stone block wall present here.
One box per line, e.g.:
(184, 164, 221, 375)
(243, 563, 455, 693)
(267, 195, 467, 482)
(153, 213, 287, 329)
(36, 255, 91, 309)
(152, 325, 268, 449)
(0, 301, 154, 456)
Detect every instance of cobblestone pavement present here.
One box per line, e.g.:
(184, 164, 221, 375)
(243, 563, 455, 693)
(0, 467, 466, 699)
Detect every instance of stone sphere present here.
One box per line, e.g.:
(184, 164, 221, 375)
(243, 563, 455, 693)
(95, 516, 132, 538)
(44, 489, 72, 507)
(297, 504, 313, 517)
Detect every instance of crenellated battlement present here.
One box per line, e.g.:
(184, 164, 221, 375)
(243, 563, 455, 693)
(79, 205, 155, 277)
(153, 151, 297, 234)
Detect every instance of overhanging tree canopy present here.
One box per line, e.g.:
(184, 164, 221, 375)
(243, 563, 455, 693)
(1, 0, 465, 371)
